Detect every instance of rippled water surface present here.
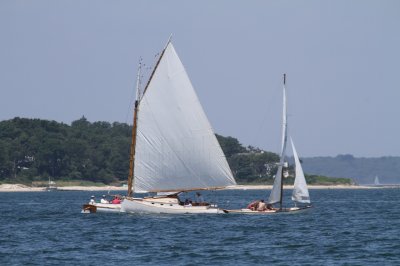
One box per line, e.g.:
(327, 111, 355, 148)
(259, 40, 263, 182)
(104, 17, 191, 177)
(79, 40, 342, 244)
(1, 189, 400, 265)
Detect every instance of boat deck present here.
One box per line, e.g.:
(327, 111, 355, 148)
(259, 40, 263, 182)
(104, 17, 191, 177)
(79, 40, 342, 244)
(223, 206, 312, 214)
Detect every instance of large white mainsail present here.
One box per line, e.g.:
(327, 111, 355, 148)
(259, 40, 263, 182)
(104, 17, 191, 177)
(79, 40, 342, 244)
(291, 138, 310, 204)
(133, 42, 236, 193)
(268, 75, 288, 205)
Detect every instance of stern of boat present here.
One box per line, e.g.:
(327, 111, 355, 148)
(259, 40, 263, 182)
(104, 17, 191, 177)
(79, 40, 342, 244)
(82, 204, 97, 213)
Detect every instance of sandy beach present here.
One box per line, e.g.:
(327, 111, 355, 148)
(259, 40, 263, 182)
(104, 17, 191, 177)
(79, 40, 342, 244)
(0, 184, 48, 192)
(0, 184, 127, 192)
(0, 183, 390, 192)
(228, 184, 384, 190)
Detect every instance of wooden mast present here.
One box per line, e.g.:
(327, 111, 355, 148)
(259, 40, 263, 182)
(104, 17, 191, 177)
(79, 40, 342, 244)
(127, 61, 142, 197)
(279, 73, 286, 210)
(126, 37, 172, 197)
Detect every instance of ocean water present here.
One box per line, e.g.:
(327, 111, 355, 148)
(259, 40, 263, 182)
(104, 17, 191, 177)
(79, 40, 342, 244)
(0, 189, 399, 265)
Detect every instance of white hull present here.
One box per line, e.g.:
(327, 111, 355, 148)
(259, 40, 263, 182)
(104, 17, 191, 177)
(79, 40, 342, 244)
(82, 203, 121, 213)
(223, 209, 278, 214)
(121, 197, 222, 214)
(223, 206, 312, 214)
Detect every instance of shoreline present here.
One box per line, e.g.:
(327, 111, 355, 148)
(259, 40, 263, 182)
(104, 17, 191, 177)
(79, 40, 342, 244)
(0, 183, 397, 192)
(0, 184, 128, 192)
(228, 184, 393, 190)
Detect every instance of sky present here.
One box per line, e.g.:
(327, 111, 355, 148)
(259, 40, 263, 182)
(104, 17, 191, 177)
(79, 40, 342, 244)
(1, 0, 399, 157)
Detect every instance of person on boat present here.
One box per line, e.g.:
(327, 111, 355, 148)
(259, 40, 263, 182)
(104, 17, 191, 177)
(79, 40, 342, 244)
(111, 196, 121, 204)
(266, 203, 275, 210)
(184, 199, 192, 207)
(195, 192, 204, 204)
(100, 195, 109, 204)
(247, 200, 260, 211)
(257, 200, 267, 211)
(89, 195, 96, 205)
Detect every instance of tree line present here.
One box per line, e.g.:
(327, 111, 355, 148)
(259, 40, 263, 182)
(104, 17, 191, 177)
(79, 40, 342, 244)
(303, 154, 400, 185)
(0, 117, 350, 185)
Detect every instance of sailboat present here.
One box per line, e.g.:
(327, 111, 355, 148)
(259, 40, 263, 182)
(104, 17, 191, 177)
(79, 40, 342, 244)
(83, 38, 234, 215)
(83, 39, 236, 214)
(46, 177, 57, 192)
(374, 176, 381, 186)
(224, 74, 311, 214)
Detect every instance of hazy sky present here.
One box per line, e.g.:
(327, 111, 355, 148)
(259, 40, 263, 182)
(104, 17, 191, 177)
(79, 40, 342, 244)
(1, 1, 399, 157)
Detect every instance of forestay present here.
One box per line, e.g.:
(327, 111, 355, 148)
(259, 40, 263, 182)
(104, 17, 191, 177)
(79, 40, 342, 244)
(291, 138, 310, 204)
(133, 43, 236, 193)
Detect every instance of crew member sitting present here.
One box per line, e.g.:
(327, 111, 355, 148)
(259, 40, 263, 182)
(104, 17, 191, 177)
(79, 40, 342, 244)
(184, 199, 192, 207)
(247, 200, 260, 211)
(100, 195, 109, 204)
(111, 196, 121, 204)
(89, 195, 96, 205)
(257, 200, 267, 211)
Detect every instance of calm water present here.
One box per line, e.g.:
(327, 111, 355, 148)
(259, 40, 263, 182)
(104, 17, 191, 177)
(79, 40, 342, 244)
(0, 189, 399, 265)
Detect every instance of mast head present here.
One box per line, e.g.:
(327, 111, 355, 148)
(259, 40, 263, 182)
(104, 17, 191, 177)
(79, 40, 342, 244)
(165, 34, 173, 49)
(283, 73, 286, 85)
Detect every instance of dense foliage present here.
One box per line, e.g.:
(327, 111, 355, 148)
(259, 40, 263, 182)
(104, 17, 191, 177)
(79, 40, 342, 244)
(216, 134, 281, 183)
(0, 117, 352, 185)
(0, 117, 130, 184)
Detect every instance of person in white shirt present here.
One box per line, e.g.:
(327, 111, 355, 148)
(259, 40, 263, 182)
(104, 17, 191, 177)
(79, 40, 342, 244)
(89, 196, 96, 205)
(257, 199, 267, 211)
(184, 199, 192, 207)
(100, 195, 109, 204)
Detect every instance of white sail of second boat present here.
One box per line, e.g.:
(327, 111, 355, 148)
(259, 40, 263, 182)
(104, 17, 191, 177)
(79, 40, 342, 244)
(291, 138, 310, 204)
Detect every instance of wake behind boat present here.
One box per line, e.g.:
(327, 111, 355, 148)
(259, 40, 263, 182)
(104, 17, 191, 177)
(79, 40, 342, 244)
(223, 74, 312, 214)
(82, 38, 236, 214)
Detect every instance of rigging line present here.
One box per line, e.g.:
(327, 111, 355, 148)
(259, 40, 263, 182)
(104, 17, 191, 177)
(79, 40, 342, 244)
(141, 38, 171, 100)
(249, 78, 282, 153)
(124, 58, 143, 124)
(124, 79, 137, 124)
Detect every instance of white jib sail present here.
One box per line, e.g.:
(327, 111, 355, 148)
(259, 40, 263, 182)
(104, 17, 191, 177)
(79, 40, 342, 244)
(268, 79, 287, 204)
(291, 138, 310, 204)
(133, 42, 236, 193)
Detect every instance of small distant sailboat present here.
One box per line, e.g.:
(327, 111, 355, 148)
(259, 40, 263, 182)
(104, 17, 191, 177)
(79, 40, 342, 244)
(224, 74, 311, 214)
(83, 38, 236, 214)
(46, 177, 57, 192)
(374, 176, 381, 186)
